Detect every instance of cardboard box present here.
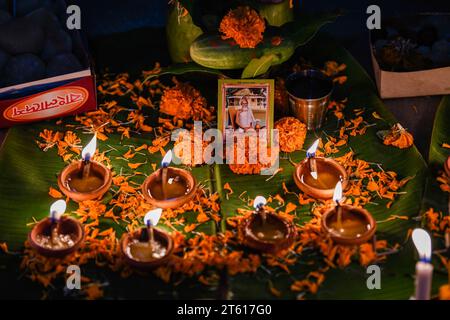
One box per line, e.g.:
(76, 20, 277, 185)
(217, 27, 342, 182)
(370, 14, 450, 99)
(371, 49, 450, 99)
(0, 1, 97, 128)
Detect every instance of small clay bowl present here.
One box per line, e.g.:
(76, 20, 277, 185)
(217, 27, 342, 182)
(120, 228, 174, 269)
(444, 155, 450, 178)
(321, 204, 376, 245)
(28, 216, 84, 258)
(58, 161, 112, 202)
(293, 157, 348, 200)
(240, 212, 297, 254)
(141, 167, 197, 209)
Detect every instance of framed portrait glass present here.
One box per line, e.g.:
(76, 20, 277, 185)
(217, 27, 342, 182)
(218, 79, 274, 145)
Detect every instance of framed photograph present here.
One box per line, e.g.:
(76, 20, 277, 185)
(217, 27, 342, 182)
(218, 79, 274, 143)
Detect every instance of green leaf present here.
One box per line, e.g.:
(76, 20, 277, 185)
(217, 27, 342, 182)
(241, 54, 276, 78)
(166, 2, 204, 63)
(422, 96, 450, 215)
(0, 32, 446, 300)
(429, 96, 450, 167)
(142, 62, 225, 85)
(189, 13, 339, 70)
(280, 12, 341, 49)
(216, 34, 447, 299)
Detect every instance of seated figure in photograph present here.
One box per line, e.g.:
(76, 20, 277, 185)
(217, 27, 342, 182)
(236, 96, 256, 132)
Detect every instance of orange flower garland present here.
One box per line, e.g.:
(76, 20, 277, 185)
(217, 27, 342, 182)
(219, 6, 266, 48)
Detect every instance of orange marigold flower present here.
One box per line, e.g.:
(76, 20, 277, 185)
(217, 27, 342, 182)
(219, 6, 265, 48)
(159, 78, 212, 123)
(383, 123, 414, 149)
(274, 117, 307, 153)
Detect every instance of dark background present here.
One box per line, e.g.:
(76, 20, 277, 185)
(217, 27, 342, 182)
(2, 0, 450, 157)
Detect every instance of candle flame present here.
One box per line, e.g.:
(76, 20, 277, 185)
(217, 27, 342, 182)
(161, 150, 173, 167)
(49, 200, 66, 220)
(412, 228, 432, 262)
(81, 134, 97, 161)
(253, 196, 267, 209)
(306, 139, 320, 158)
(144, 208, 162, 227)
(333, 181, 343, 203)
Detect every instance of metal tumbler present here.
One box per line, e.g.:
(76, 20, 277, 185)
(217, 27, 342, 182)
(285, 69, 334, 131)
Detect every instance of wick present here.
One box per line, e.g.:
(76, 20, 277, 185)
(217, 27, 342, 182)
(161, 163, 168, 200)
(258, 205, 267, 227)
(336, 200, 343, 231)
(307, 154, 318, 181)
(50, 211, 59, 247)
(147, 221, 154, 256)
(81, 155, 91, 179)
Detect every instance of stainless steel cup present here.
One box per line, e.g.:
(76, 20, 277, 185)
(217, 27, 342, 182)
(285, 70, 334, 131)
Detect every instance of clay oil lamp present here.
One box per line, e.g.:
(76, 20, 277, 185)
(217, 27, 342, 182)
(29, 200, 84, 258)
(240, 196, 297, 254)
(58, 134, 112, 202)
(142, 150, 197, 209)
(294, 139, 348, 200)
(121, 208, 174, 269)
(321, 182, 376, 245)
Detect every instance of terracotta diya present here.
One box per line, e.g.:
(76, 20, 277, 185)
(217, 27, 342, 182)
(294, 139, 348, 200)
(29, 200, 84, 258)
(58, 134, 112, 202)
(321, 182, 376, 245)
(240, 196, 297, 253)
(121, 208, 173, 269)
(142, 150, 197, 209)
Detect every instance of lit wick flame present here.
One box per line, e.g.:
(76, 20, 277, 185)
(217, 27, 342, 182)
(161, 150, 173, 168)
(412, 228, 432, 263)
(306, 139, 320, 158)
(49, 200, 66, 222)
(307, 139, 320, 180)
(333, 181, 344, 232)
(81, 134, 97, 162)
(144, 208, 162, 227)
(333, 181, 343, 205)
(253, 196, 267, 210)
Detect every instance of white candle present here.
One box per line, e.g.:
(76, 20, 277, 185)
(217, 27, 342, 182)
(412, 228, 433, 300)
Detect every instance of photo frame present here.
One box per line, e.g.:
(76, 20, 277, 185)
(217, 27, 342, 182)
(218, 79, 274, 145)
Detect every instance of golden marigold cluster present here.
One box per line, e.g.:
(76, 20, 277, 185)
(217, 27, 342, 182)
(219, 6, 266, 48)
(159, 78, 214, 123)
(274, 117, 307, 153)
(383, 123, 414, 149)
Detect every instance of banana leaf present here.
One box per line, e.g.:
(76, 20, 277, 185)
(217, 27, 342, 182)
(143, 62, 226, 85)
(422, 95, 450, 213)
(0, 33, 446, 300)
(216, 34, 447, 299)
(421, 96, 450, 256)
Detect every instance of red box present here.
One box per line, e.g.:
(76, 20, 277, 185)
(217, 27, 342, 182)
(0, 70, 97, 127)
(0, 1, 97, 128)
